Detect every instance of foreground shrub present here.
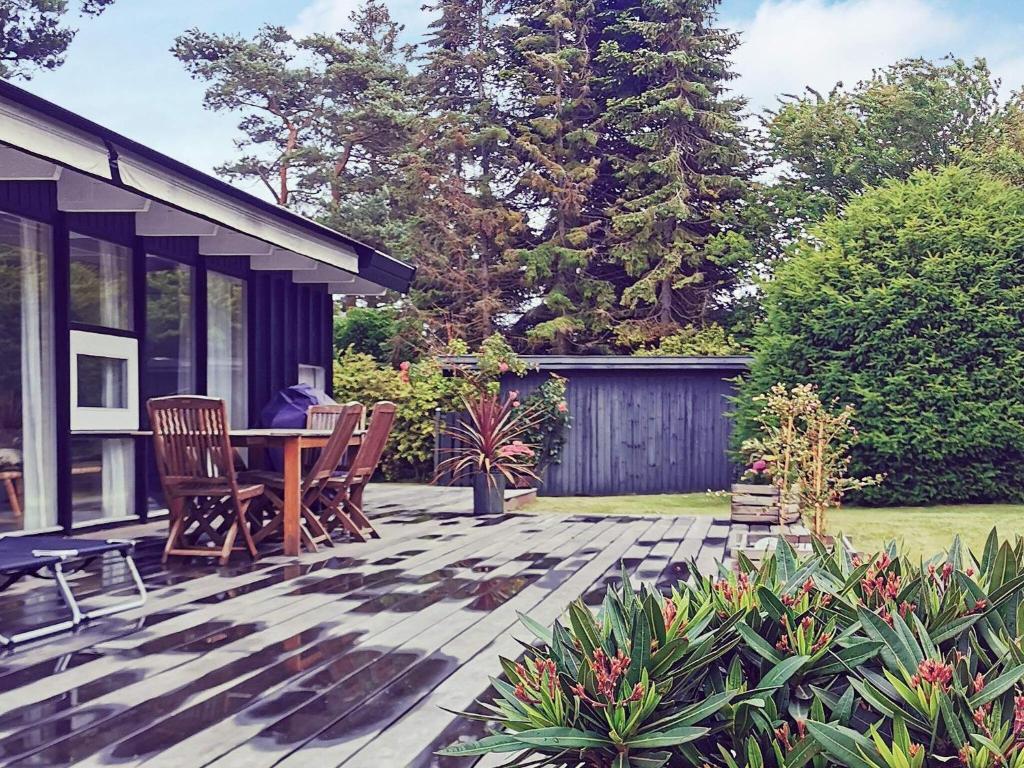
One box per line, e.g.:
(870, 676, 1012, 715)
(736, 165, 1024, 505)
(440, 530, 1024, 766)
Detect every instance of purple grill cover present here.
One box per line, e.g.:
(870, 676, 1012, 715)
(260, 384, 335, 429)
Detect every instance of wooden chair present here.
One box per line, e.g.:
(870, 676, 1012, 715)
(0, 470, 22, 523)
(306, 402, 365, 431)
(147, 396, 265, 565)
(305, 402, 364, 473)
(242, 403, 363, 552)
(318, 401, 397, 542)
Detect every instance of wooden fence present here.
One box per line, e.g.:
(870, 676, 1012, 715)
(435, 356, 750, 497)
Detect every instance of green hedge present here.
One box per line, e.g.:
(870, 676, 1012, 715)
(736, 165, 1024, 505)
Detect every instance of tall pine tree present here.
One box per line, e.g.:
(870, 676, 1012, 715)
(405, 0, 530, 344)
(593, 0, 749, 344)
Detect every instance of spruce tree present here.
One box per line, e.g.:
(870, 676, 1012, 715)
(593, 0, 749, 343)
(505, 0, 616, 352)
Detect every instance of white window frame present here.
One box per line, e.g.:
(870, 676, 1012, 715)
(70, 330, 139, 431)
(298, 363, 326, 391)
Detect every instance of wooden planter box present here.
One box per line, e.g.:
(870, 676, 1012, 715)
(730, 484, 800, 525)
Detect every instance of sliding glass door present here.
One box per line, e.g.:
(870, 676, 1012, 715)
(68, 232, 136, 525)
(207, 271, 248, 428)
(0, 212, 56, 532)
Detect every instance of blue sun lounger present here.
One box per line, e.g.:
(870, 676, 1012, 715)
(0, 536, 146, 646)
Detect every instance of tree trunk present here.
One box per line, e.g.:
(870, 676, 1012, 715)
(658, 278, 673, 325)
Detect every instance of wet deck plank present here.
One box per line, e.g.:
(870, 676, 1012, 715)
(0, 485, 736, 767)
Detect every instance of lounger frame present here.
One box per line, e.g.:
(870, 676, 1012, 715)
(0, 538, 147, 647)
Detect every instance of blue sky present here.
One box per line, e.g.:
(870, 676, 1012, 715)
(17, 0, 1024, 185)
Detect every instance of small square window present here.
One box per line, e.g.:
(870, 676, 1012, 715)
(77, 355, 128, 408)
(298, 364, 326, 392)
(70, 330, 138, 431)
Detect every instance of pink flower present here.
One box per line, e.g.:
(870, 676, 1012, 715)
(556, 401, 568, 413)
(508, 390, 519, 401)
(498, 441, 535, 458)
(513, 400, 521, 407)
(751, 459, 767, 473)
(399, 361, 410, 371)
(498, 362, 509, 373)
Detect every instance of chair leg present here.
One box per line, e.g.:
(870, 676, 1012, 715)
(219, 518, 240, 566)
(163, 508, 187, 564)
(236, 499, 259, 560)
(4, 477, 22, 521)
(301, 503, 333, 547)
(344, 499, 379, 539)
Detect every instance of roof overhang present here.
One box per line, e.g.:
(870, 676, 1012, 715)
(0, 80, 414, 295)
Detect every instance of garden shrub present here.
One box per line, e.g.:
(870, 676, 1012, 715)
(333, 335, 572, 480)
(634, 323, 745, 356)
(736, 165, 1024, 505)
(333, 348, 467, 479)
(440, 531, 1024, 766)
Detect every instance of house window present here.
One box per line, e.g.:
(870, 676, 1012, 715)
(207, 271, 248, 427)
(70, 436, 134, 525)
(0, 212, 56, 532)
(145, 255, 194, 398)
(145, 255, 195, 512)
(69, 330, 139, 431)
(67, 232, 138, 525)
(68, 232, 133, 331)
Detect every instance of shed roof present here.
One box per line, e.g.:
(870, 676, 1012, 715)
(440, 355, 753, 371)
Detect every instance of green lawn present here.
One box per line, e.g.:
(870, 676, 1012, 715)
(526, 493, 1024, 560)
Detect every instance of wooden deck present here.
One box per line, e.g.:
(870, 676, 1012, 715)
(0, 485, 736, 767)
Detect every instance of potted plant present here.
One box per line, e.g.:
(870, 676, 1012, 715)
(435, 386, 542, 514)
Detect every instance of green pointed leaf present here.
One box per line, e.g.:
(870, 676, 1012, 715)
(805, 720, 879, 768)
(625, 726, 706, 748)
(436, 733, 526, 755)
(512, 727, 612, 749)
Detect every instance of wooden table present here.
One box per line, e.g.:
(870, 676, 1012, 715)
(228, 429, 364, 556)
(77, 428, 364, 558)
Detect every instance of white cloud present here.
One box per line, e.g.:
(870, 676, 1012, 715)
(291, 0, 363, 36)
(731, 0, 961, 112)
(290, 0, 430, 42)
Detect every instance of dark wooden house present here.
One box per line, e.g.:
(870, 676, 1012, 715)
(0, 80, 413, 535)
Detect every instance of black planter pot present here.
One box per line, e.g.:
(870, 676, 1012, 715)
(472, 471, 506, 515)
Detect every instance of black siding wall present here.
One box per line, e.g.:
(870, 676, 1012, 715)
(248, 270, 334, 420)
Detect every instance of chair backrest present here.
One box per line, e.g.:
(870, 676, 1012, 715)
(302, 403, 362, 493)
(147, 396, 239, 490)
(307, 402, 365, 431)
(345, 401, 397, 487)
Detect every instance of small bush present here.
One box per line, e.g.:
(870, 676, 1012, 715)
(333, 307, 399, 364)
(440, 531, 1024, 766)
